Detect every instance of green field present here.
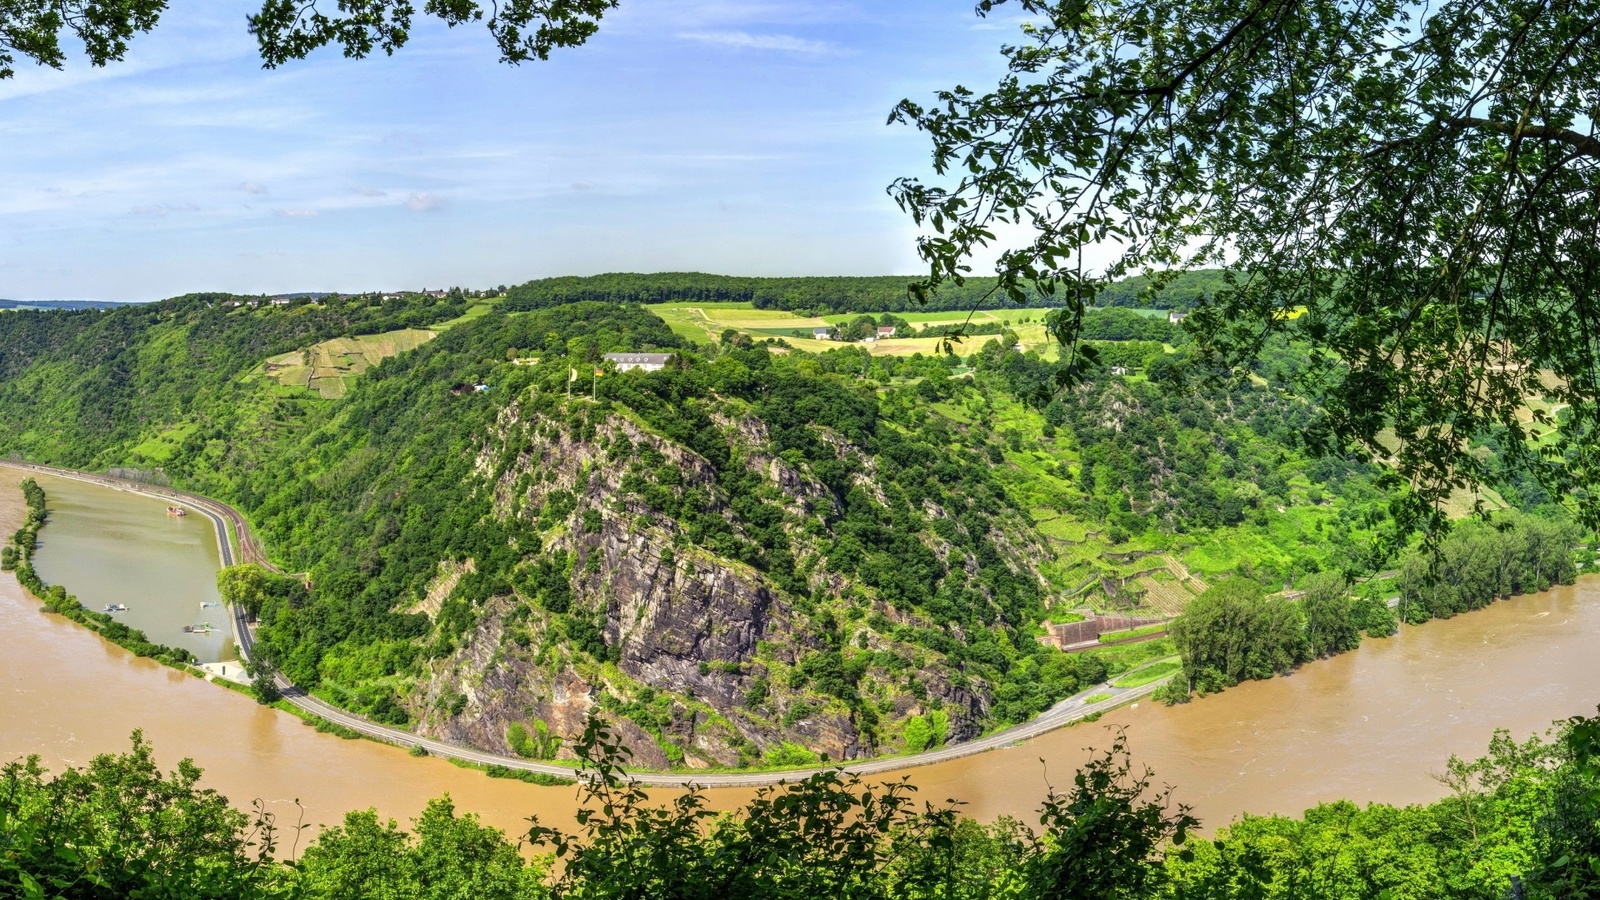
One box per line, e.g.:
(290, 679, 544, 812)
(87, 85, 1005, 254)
(1098, 622, 1170, 644)
(1111, 659, 1182, 688)
(259, 328, 436, 398)
(650, 303, 1065, 358)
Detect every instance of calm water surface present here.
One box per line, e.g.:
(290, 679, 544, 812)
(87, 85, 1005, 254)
(4, 470, 1599, 840)
(29, 474, 233, 663)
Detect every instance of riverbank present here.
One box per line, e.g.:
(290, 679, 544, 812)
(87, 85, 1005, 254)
(6, 463, 1600, 832)
(0, 460, 1180, 787)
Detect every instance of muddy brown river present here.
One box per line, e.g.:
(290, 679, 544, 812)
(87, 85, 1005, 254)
(3, 469, 1598, 843)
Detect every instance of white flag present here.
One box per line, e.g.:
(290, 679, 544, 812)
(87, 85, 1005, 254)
(569, 367, 578, 383)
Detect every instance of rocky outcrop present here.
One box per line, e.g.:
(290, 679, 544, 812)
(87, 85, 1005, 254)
(406, 391, 1035, 768)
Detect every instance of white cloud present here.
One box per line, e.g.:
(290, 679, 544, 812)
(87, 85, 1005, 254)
(354, 187, 387, 197)
(275, 208, 318, 218)
(406, 192, 444, 212)
(129, 202, 199, 217)
(677, 31, 845, 55)
(239, 181, 267, 194)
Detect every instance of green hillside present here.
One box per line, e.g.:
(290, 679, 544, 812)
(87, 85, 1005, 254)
(0, 288, 1576, 768)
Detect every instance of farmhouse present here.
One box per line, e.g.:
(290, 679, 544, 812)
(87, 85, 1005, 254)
(812, 327, 832, 341)
(877, 325, 897, 338)
(604, 352, 675, 373)
(1168, 310, 1189, 324)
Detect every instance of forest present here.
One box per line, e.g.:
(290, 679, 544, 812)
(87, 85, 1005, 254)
(0, 288, 1582, 768)
(501, 270, 1229, 315)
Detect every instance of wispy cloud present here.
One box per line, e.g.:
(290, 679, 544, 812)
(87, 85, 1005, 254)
(353, 187, 387, 197)
(275, 208, 318, 218)
(130, 202, 199, 217)
(677, 31, 845, 55)
(239, 181, 267, 194)
(406, 192, 444, 212)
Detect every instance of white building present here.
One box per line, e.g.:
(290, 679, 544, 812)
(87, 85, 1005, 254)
(604, 352, 676, 373)
(1168, 310, 1189, 324)
(812, 328, 833, 341)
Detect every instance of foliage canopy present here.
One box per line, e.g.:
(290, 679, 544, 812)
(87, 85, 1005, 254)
(0, 0, 615, 80)
(892, 0, 1600, 536)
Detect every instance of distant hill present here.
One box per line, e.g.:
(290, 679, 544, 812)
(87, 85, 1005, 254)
(0, 299, 135, 311)
(503, 270, 1230, 315)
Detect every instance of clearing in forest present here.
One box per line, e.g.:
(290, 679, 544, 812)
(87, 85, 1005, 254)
(651, 302, 1063, 357)
(260, 328, 436, 399)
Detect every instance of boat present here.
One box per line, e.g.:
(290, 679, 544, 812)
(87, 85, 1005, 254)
(183, 623, 213, 634)
(102, 604, 129, 613)
(199, 600, 219, 608)
(166, 506, 187, 517)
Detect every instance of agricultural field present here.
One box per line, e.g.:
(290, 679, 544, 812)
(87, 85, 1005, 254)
(259, 328, 436, 399)
(651, 302, 1065, 358)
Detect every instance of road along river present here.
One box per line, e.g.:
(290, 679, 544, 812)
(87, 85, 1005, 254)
(4, 467, 1600, 840)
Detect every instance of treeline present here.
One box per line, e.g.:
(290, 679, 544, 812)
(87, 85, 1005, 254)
(4, 719, 1598, 900)
(1399, 514, 1583, 622)
(1161, 512, 1580, 701)
(4, 478, 195, 668)
(0, 291, 465, 467)
(502, 270, 1227, 315)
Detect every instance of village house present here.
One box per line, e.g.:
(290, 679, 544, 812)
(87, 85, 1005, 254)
(812, 327, 832, 341)
(877, 325, 897, 338)
(269, 297, 292, 306)
(1168, 310, 1189, 324)
(603, 352, 675, 373)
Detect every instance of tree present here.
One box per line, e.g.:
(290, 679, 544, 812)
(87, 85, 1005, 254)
(1169, 579, 1308, 694)
(248, 659, 282, 705)
(294, 798, 545, 900)
(0, 0, 616, 81)
(892, 0, 1600, 538)
(1301, 571, 1360, 658)
(0, 732, 287, 899)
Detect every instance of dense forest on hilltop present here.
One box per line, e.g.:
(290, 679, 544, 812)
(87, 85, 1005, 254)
(0, 288, 1580, 767)
(0, 291, 464, 466)
(502, 270, 1229, 315)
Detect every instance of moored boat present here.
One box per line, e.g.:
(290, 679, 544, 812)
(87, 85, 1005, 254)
(102, 604, 129, 613)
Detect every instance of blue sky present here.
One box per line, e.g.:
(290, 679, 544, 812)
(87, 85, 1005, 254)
(0, 1, 1029, 301)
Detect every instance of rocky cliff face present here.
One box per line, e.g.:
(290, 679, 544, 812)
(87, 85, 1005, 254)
(406, 389, 1038, 767)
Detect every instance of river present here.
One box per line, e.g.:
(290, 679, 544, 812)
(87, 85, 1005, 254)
(3, 469, 1598, 844)
(28, 474, 235, 663)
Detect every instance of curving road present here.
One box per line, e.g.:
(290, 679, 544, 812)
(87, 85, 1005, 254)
(0, 459, 1169, 788)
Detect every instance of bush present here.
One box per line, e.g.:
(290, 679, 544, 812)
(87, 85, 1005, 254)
(763, 741, 821, 768)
